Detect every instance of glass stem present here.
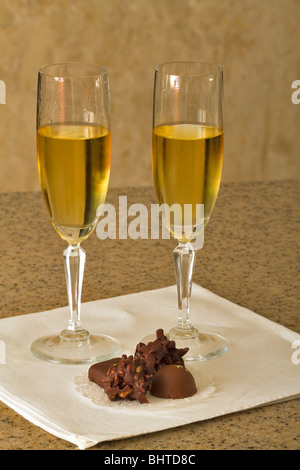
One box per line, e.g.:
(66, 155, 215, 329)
(61, 243, 89, 341)
(173, 242, 196, 332)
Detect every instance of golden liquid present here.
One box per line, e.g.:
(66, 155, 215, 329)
(37, 123, 111, 244)
(152, 123, 223, 242)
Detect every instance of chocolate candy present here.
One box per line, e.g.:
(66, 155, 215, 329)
(88, 357, 121, 388)
(88, 329, 196, 404)
(150, 364, 197, 399)
(101, 354, 154, 404)
(134, 328, 189, 371)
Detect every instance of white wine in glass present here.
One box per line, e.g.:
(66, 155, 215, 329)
(37, 123, 111, 244)
(31, 63, 120, 364)
(152, 62, 229, 361)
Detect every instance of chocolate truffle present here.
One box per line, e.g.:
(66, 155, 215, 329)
(150, 364, 197, 399)
(88, 357, 121, 388)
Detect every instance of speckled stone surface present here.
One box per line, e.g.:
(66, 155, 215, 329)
(0, 181, 299, 450)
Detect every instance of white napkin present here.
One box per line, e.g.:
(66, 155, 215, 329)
(0, 284, 299, 450)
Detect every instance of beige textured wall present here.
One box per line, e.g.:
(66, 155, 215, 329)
(0, 0, 299, 193)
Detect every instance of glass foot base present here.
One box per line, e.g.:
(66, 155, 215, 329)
(30, 333, 120, 365)
(169, 327, 229, 362)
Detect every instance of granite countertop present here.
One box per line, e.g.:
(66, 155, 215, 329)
(0, 180, 299, 450)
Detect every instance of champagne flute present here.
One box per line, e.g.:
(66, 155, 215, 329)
(31, 63, 120, 364)
(152, 61, 229, 361)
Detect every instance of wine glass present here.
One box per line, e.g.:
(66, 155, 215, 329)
(152, 61, 229, 361)
(31, 63, 120, 364)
